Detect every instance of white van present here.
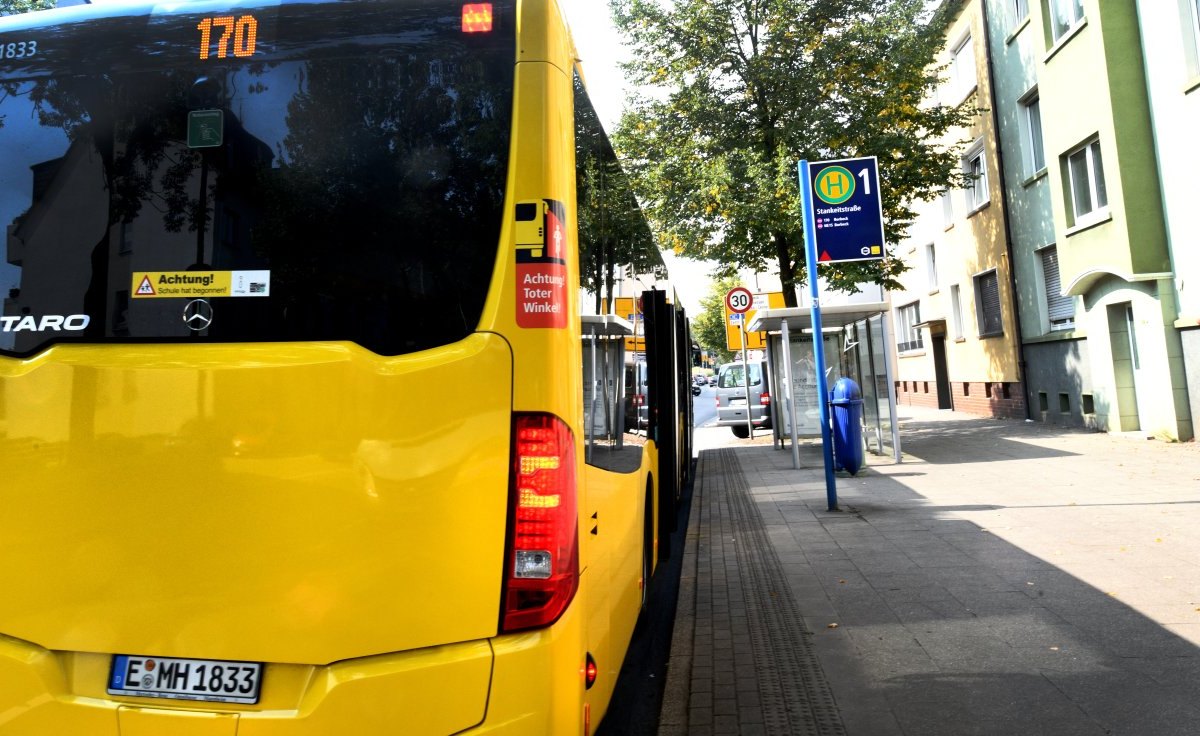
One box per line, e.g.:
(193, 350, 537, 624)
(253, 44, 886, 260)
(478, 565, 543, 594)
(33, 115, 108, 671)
(715, 361, 771, 438)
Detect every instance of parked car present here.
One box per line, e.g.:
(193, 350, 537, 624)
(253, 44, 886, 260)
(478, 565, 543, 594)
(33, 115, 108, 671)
(715, 361, 771, 438)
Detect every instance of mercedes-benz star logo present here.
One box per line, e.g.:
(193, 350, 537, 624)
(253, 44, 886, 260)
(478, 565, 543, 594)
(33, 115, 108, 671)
(183, 299, 214, 331)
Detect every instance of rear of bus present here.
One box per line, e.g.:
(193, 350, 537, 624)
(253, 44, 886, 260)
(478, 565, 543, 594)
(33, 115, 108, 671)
(0, 0, 637, 733)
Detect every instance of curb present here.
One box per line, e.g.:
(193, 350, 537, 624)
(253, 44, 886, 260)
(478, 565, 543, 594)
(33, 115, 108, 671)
(656, 455, 702, 735)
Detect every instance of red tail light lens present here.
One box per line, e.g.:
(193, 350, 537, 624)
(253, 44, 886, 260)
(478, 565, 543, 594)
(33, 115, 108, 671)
(461, 3, 493, 32)
(760, 391, 771, 406)
(585, 653, 598, 689)
(502, 413, 579, 632)
(633, 393, 645, 407)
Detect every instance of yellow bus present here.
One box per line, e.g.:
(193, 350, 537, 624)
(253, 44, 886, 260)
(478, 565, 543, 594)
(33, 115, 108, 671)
(0, 0, 692, 733)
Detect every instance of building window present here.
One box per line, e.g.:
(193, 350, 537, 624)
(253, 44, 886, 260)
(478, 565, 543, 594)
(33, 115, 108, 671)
(1064, 138, 1108, 226)
(941, 190, 954, 228)
(925, 243, 938, 292)
(1013, 0, 1028, 24)
(1049, 0, 1085, 43)
(1038, 246, 1075, 331)
(119, 220, 134, 255)
(950, 284, 964, 339)
(896, 302, 924, 353)
(1194, 0, 1200, 54)
(974, 270, 1003, 336)
(1020, 91, 1045, 176)
(948, 33, 976, 102)
(964, 141, 989, 211)
(1186, 0, 1200, 77)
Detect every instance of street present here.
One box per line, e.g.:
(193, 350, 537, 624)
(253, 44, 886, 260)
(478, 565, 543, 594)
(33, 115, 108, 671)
(692, 383, 718, 430)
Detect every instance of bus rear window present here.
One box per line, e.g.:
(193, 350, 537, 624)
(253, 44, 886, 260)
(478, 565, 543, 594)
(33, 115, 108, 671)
(0, 0, 515, 357)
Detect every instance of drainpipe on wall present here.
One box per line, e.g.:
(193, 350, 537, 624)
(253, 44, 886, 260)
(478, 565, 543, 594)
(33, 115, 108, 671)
(980, 0, 1033, 421)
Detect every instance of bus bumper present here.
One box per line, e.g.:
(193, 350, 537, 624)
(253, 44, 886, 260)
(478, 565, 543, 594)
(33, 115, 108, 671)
(0, 605, 588, 736)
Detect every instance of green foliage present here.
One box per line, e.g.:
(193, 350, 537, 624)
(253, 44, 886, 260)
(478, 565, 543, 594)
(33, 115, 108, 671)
(611, 0, 975, 305)
(691, 275, 742, 364)
(0, 0, 53, 16)
(575, 77, 665, 313)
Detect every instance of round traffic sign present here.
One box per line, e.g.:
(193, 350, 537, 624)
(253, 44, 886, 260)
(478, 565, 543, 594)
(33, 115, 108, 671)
(725, 287, 753, 314)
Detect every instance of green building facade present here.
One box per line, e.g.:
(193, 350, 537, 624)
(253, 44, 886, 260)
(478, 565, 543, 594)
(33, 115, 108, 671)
(1133, 0, 1200, 439)
(979, 0, 1193, 440)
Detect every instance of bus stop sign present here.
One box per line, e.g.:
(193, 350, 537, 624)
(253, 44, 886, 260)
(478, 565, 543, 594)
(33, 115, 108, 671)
(807, 156, 886, 263)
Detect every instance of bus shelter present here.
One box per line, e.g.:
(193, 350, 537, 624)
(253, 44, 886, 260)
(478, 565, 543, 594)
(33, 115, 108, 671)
(581, 314, 636, 465)
(748, 304, 902, 465)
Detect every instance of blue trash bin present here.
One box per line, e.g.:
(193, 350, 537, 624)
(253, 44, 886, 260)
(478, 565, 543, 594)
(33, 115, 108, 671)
(829, 377, 865, 475)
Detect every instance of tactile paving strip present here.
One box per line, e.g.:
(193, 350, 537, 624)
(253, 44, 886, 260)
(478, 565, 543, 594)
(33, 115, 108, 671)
(716, 449, 847, 736)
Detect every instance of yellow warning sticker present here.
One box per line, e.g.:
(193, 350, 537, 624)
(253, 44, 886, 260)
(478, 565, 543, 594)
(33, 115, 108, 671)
(131, 271, 271, 298)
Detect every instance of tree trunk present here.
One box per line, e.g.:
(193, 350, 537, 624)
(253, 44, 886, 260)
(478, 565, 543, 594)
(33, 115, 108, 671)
(774, 231, 798, 308)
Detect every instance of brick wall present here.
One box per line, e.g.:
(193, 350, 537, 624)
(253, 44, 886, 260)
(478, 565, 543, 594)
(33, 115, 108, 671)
(894, 380, 1027, 420)
(893, 380, 940, 409)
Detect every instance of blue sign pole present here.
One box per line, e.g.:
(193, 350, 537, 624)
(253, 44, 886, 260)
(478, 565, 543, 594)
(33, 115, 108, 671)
(798, 160, 838, 511)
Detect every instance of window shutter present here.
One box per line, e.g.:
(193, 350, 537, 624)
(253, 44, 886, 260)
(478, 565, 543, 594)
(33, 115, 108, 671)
(1040, 247, 1074, 323)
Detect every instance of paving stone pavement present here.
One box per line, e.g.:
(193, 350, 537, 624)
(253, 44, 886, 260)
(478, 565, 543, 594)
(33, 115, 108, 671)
(659, 407, 1200, 736)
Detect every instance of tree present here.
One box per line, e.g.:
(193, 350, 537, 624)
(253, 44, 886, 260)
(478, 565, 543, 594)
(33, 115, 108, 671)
(575, 76, 665, 314)
(692, 275, 742, 364)
(611, 0, 973, 306)
(0, 0, 52, 15)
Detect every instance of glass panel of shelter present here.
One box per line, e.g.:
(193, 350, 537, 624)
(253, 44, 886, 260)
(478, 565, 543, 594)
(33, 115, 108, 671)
(766, 316, 896, 457)
(581, 316, 646, 473)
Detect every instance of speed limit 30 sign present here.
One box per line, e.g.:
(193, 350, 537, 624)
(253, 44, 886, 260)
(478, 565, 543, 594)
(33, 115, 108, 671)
(725, 287, 753, 314)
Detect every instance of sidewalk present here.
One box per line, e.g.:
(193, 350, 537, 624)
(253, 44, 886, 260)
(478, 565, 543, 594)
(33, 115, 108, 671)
(660, 408, 1200, 736)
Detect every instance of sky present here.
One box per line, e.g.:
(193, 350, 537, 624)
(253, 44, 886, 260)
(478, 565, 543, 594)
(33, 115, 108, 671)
(559, 0, 630, 132)
(559, 0, 719, 316)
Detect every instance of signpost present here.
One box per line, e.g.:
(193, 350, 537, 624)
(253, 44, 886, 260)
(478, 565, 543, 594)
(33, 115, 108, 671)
(799, 156, 886, 511)
(725, 287, 756, 439)
(725, 287, 752, 315)
(809, 157, 886, 264)
(723, 291, 785, 352)
(613, 296, 645, 356)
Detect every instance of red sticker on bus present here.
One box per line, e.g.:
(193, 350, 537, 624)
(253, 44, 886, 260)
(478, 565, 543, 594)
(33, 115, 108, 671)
(517, 264, 567, 327)
(514, 199, 567, 328)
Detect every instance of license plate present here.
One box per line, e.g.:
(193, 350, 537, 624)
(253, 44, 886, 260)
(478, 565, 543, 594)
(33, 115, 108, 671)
(108, 655, 263, 704)
(730, 397, 746, 405)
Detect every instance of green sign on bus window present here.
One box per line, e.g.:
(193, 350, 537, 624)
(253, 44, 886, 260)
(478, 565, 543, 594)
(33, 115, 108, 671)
(187, 110, 224, 149)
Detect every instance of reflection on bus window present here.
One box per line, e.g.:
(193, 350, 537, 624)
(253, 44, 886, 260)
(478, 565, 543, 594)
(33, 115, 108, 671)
(718, 363, 763, 389)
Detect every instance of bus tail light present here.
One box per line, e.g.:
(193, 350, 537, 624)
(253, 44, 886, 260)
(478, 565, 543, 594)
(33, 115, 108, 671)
(461, 3, 493, 32)
(501, 413, 579, 632)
